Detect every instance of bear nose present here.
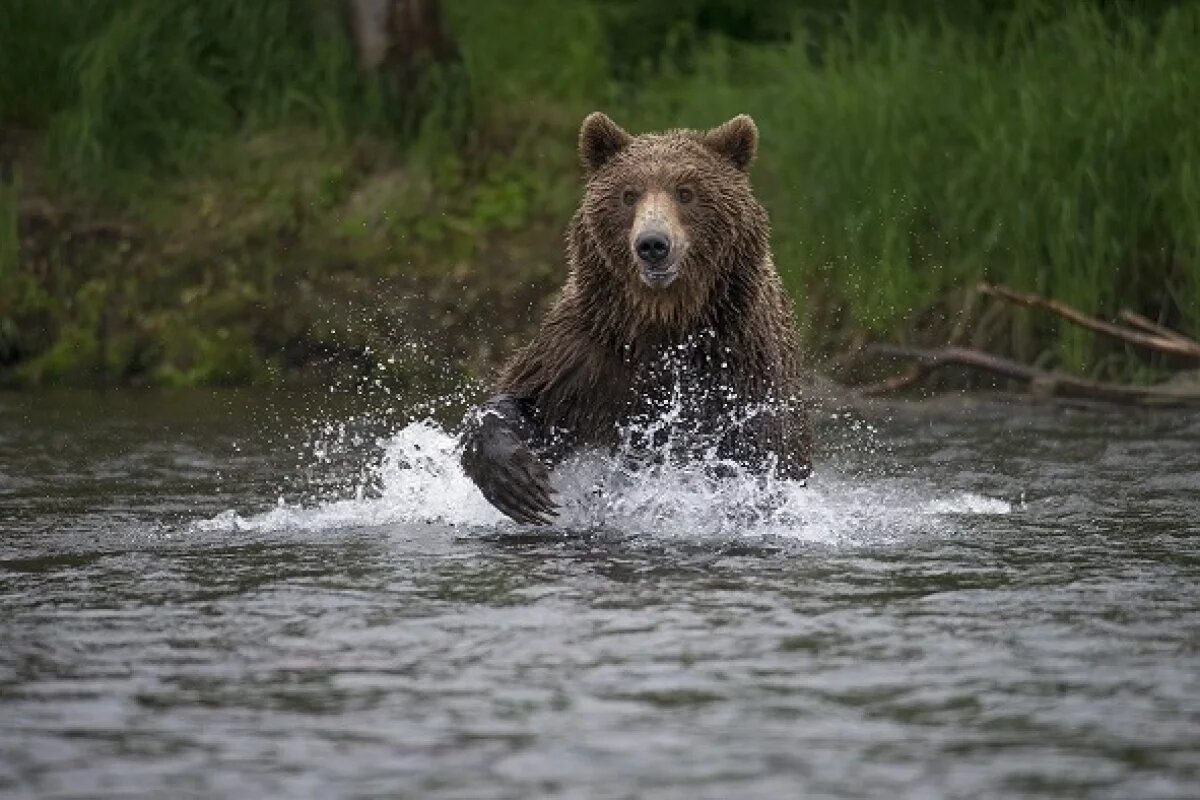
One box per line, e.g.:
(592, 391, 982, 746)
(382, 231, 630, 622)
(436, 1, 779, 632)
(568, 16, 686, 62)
(635, 232, 672, 265)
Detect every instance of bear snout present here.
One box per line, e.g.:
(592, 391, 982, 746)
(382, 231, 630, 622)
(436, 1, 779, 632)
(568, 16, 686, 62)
(635, 231, 672, 265)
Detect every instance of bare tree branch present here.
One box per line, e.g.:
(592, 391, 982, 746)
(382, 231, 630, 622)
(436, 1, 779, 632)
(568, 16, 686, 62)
(867, 344, 1200, 407)
(1118, 310, 1199, 346)
(979, 282, 1200, 361)
(858, 364, 924, 396)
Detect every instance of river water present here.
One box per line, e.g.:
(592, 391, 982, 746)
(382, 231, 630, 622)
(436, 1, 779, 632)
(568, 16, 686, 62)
(1, 389, 1197, 799)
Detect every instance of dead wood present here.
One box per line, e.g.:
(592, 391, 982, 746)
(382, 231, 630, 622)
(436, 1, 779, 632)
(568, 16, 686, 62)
(979, 282, 1200, 361)
(1118, 310, 1199, 346)
(858, 364, 924, 396)
(866, 344, 1200, 407)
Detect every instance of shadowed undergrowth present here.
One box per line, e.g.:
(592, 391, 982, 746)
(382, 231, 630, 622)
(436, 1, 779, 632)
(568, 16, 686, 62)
(0, 0, 1196, 387)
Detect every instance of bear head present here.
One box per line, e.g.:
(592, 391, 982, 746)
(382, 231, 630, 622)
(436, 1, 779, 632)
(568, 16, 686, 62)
(572, 112, 770, 330)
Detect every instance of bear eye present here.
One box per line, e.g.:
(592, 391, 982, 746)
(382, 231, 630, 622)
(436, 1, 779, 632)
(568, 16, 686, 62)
(676, 185, 695, 204)
(622, 188, 639, 207)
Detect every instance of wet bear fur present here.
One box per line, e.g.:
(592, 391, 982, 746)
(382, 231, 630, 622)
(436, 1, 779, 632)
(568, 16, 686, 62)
(460, 112, 812, 524)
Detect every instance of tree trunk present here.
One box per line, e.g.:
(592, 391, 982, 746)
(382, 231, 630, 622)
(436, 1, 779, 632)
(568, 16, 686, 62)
(342, 0, 458, 73)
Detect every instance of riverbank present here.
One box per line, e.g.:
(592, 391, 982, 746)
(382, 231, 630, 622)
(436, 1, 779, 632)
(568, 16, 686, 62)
(2, 0, 1197, 388)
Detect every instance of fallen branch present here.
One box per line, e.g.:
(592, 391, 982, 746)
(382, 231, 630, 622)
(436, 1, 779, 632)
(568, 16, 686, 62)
(1118, 310, 1199, 346)
(979, 282, 1200, 361)
(866, 344, 1200, 407)
(859, 364, 923, 396)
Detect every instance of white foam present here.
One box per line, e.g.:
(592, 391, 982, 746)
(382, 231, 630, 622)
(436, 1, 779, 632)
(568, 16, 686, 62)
(197, 420, 1011, 544)
(923, 494, 1013, 516)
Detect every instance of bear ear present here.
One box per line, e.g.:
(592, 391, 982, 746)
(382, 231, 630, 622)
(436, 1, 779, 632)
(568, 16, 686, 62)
(703, 114, 758, 171)
(579, 112, 632, 174)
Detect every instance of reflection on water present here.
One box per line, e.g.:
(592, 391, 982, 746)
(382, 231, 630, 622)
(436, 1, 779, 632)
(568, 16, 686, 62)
(1, 389, 1198, 799)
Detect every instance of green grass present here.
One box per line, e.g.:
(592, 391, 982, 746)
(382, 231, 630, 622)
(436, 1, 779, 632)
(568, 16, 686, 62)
(623, 2, 1200, 371)
(1, 0, 1197, 385)
(14, 0, 388, 196)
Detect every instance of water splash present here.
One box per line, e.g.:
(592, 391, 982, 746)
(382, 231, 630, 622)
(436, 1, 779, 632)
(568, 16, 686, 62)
(198, 420, 1010, 544)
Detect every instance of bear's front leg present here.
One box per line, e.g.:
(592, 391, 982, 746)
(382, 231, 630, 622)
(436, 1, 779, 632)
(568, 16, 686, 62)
(460, 394, 558, 525)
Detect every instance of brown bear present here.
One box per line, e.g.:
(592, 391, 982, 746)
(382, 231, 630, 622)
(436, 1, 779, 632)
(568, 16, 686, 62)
(460, 112, 812, 524)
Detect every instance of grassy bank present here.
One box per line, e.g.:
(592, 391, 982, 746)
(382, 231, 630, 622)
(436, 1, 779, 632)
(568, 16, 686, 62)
(1, 0, 1197, 387)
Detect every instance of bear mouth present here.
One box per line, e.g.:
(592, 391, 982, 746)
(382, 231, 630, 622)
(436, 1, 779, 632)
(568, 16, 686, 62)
(638, 262, 679, 289)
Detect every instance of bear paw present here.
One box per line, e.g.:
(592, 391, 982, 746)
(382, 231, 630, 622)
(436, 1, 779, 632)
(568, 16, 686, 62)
(462, 424, 558, 525)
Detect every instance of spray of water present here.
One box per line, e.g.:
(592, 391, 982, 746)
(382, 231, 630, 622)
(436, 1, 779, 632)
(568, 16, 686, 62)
(199, 418, 1009, 544)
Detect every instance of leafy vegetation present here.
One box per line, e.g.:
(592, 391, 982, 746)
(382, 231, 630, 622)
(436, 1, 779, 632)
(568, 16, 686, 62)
(1, 0, 1196, 386)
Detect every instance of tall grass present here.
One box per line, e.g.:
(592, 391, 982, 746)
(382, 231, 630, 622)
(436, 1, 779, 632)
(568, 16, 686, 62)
(3, 0, 387, 194)
(628, 2, 1200, 368)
